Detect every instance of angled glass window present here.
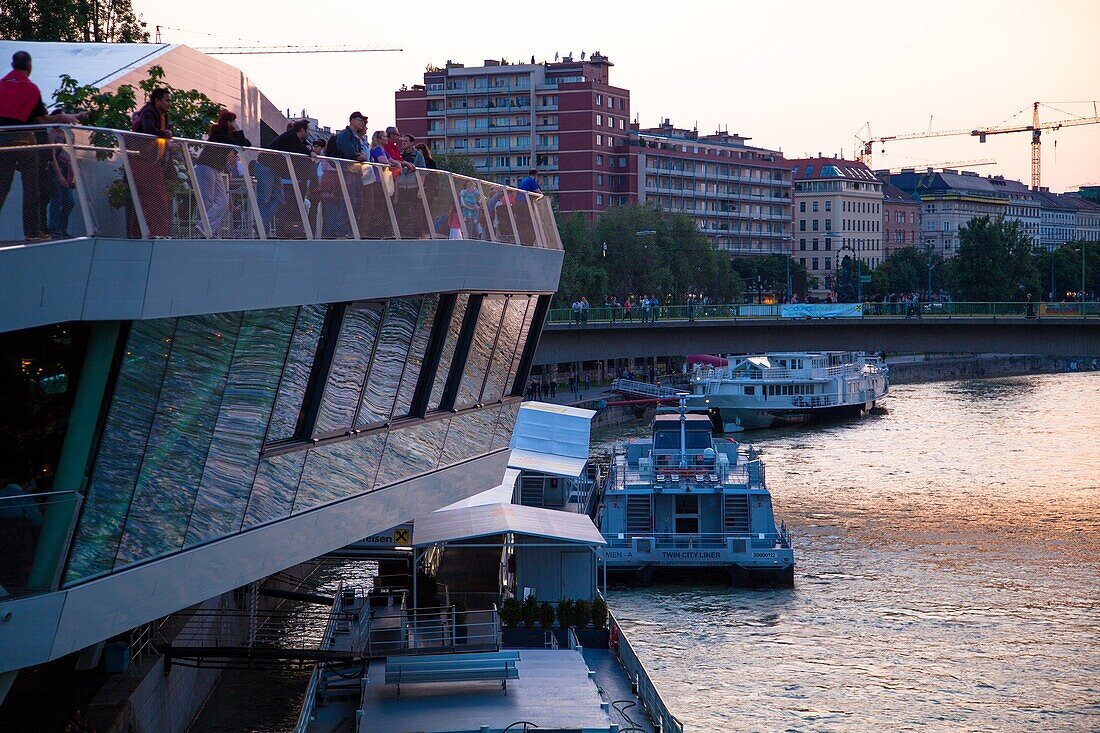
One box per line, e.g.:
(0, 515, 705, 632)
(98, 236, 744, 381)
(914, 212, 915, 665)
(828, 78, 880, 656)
(266, 305, 328, 444)
(314, 303, 383, 437)
(456, 296, 506, 407)
(428, 294, 470, 412)
(505, 296, 537, 396)
(356, 298, 421, 428)
(393, 294, 439, 418)
(482, 296, 529, 404)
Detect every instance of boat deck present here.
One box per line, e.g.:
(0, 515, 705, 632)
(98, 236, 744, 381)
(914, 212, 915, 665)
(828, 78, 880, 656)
(350, 648, 651, 733)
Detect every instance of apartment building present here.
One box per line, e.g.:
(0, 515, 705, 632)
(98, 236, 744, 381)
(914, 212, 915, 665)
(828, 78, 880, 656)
(790, 157, 883, 291)
(880, 181, 920, 256)
(631, 120, 792, 254)
(1033, 189, 1078, 249)
(986, 175, 1042, 247)
(396, 53, 632, 216)
(885, 170, 1008, 258)
(1062, 191, 1100, 242)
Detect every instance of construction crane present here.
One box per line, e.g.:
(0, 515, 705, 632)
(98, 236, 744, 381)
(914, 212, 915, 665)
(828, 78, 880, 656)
(856, 101, 1100, 188)
(883, 158, 997, 174)
(153, 26, 401, 55)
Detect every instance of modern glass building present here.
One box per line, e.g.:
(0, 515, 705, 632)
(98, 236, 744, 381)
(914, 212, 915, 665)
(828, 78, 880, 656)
(0, 124, 562, 692)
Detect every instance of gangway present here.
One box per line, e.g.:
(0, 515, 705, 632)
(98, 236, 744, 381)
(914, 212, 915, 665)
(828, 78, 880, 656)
(610, 379, 688, 400)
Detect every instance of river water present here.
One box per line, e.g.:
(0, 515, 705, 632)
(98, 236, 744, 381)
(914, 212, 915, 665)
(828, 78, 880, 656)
(598, 372, 1100, 732)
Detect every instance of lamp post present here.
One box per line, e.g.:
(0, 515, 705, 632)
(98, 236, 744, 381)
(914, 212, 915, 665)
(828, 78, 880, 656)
(835, 240, 859, 302)
(928, 260, 935, 299)
(1050, 247, 1055, 301)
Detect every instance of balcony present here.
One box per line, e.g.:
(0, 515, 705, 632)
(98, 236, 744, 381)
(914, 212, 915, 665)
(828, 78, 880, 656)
(0, 124, 561, 250)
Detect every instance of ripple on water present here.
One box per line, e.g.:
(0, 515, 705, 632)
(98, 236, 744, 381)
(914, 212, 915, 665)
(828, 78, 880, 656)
(601, 373, 1100, 732)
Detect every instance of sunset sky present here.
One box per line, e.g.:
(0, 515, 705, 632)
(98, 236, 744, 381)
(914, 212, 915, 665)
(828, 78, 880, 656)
(137, 0, 1100, 192)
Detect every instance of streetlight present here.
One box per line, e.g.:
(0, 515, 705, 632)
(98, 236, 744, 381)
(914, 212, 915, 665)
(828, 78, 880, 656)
(833, 237, 860, 302)
(928, 260, 935, 299)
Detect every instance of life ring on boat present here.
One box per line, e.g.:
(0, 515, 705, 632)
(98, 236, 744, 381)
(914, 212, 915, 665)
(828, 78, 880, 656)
(609, 624, 620, 651)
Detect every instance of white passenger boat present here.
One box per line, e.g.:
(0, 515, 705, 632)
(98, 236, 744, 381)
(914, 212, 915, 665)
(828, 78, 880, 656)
(685, 351, 888, 431)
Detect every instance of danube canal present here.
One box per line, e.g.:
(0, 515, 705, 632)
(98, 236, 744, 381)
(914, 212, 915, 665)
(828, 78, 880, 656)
(601, 372, 1099, 732)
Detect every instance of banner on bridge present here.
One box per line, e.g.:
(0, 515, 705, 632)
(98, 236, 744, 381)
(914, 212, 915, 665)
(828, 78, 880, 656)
(781, 303, 863, 319)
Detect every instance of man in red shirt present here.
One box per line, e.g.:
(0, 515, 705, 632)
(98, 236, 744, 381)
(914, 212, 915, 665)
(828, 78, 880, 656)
(0, 50, 83, 240)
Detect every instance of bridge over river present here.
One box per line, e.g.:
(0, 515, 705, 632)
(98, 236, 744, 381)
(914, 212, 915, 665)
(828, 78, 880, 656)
(533, 302, 1100, 365)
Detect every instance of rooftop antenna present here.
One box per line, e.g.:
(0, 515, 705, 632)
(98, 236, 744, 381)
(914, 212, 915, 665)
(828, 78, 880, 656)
(554, 52, 559, 61)
(581, 50, 586, 60)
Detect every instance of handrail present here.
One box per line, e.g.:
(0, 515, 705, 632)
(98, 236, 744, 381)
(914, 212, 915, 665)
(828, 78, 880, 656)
(608, 605, 685, 733)
(547, 301, 1100, 323)
(0, 123, 560, 250)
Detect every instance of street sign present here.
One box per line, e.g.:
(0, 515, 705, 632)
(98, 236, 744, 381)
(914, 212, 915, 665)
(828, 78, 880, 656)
(358, 524, 414, 547)
(859, 275, 872, 283)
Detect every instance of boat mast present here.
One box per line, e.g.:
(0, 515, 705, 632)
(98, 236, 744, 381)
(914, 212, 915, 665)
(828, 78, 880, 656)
(679, 399, 688, 468)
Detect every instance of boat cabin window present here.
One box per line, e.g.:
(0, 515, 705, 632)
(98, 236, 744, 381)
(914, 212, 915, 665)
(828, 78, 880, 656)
(685, 429, 710, 450)
(652, 427, 711, 450)
(744, 386, 754, 395)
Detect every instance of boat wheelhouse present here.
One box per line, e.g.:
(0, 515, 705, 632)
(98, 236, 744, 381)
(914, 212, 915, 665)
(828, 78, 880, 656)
(686, 351, 888, 431)
(597, 407, 794, 586)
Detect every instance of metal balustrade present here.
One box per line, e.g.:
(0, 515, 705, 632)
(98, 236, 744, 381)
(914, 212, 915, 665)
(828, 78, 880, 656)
(547, 301, 1100, 324)
(0, 124, 561, 249)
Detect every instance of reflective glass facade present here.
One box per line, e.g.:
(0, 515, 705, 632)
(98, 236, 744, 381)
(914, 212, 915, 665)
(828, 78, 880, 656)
(64, 291, 548, 584)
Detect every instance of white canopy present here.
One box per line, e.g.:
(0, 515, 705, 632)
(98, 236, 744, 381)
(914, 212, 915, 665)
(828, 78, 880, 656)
(436, 468, 520, 511)
(507, 402, 595, 479)
(412, 503, 606, 547)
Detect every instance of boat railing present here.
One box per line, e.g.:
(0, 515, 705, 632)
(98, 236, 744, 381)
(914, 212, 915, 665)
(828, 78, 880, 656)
(611, 378, 686, 399)
(790, 393, 842, 408)
(611, 461, 754, 490)
(0, 123, 561, 249)
(608, 604, 685, 733)
(294, 581, 347, 733)
(602, 532, 790, 550)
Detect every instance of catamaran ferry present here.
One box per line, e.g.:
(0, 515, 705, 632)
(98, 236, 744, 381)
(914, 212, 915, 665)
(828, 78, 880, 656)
(685, 351, 888, 431)
(597, 405, 794, 586)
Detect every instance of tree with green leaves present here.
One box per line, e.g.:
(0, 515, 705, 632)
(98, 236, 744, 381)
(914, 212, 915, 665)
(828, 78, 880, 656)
(52, 65, 221, 140)
(1, 0, 148, 43)
(730, 254, 808, 301)
(555, 204, 744, 306)
(872, 246, 949, 296)
(434, 152, 478, 178)
(950, 216, 1039, 301)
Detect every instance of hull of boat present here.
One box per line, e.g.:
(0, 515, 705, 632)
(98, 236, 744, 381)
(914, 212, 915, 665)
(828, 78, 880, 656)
(710, 401, 875, 431)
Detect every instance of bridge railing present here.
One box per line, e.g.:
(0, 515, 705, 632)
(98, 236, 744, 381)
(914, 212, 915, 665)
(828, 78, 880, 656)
(548, 301, 1100, 324)
(0, 124, 561, 249)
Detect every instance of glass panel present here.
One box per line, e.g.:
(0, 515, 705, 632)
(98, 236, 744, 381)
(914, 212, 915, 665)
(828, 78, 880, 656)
(419, 169, 458, 239)
(510, 191, 539, 246)
(360, 163, 397, 238)
(374, 419, 448, 487)
(194, 138, 256, 238)
(453, 175, 490, 240)
(391, 169, 431, 239)
(356, 298, 420, 428)
(439, 408, 497, 467)
(241, 450, 307, 529)
(481, 181, 516, 243)
(505, 297, 536, 396)
(314, 303, 382, 436)
(266, 305, 327, 444)
(184, 308, 296, 546)
(482, 297, 526, 404)
(315, 157, 357, 239)
(114, 313, 242, 567)
(66, 127, 128, 238)
(65, 319, 175, 583)
(492, 402, 521, 451)
(240, 148, 306, 238)
(167, 139, 206, 238)
(293, 433, 386, 513)
(393, 294, 439, 417)
(456, 297, 505, 407)
(427, 294, 470, 412)
(533, 195, 561, 249)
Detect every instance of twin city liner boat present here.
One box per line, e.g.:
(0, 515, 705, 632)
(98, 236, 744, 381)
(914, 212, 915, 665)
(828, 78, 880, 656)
(597, 403, 794, 586)
(685, 351, 889, 431)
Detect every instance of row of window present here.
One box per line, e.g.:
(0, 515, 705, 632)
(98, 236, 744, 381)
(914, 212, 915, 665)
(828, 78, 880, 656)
(265, 293, 544, 452)
(594, 93, 626, 111)
(594, 134, 620, 148)
(594, 114, 626, 131)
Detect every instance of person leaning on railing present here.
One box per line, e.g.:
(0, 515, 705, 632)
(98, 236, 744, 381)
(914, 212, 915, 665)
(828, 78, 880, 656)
(0, 50, 83, 241)
(323, 111, 368, 238)
(256, 119, 310, 235)
(129, 87, 174, 237)
(195, 110, 252, 236)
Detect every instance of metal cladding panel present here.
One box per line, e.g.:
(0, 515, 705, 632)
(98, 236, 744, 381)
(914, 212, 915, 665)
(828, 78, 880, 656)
(412, 502, 605, 547)
(509, 402, 596, 460)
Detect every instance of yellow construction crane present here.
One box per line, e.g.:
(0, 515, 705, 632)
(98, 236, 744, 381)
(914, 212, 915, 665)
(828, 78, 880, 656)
(856, 101, 1100, 188)
(883, 158, 997, 173)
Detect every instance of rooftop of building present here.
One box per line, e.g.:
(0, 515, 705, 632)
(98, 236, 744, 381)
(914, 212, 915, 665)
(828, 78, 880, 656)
(885, 170, 1009, 200)
(633, 120, 786, 162)
(881, 181, 918, 205)
(789, 156, 879, 183)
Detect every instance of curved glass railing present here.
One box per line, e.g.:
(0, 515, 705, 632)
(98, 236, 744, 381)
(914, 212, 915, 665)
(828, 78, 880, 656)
(0, 124, 561, 249)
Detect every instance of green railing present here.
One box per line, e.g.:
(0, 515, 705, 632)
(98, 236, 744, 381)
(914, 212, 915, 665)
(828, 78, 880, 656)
(547, 301, 1100, 325)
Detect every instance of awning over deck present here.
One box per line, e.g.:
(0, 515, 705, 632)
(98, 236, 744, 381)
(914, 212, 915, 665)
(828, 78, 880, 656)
(507, 402, 596, 479)
(412, 503, 606, 547)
